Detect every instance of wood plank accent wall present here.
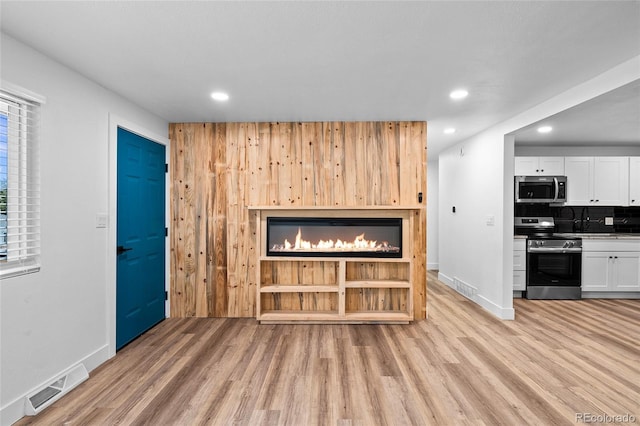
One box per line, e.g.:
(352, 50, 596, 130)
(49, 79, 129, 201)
(169, 121, 427, 319)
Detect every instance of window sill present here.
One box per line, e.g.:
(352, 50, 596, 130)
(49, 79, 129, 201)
(0, 262, 40, 279)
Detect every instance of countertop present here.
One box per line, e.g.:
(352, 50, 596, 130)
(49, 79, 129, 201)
(553, 233, 640, 240)
(515, 233, 640, 240)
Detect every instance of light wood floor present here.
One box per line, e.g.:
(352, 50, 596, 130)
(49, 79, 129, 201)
(16, 271, 640, 425)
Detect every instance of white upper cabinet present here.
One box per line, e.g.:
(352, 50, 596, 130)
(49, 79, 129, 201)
(538, 157, 565, 175)
(565, 157, 629, 206)
(593, 157, 629, 206)
(630, 157, 640, 206)
(515, 157, 564, 175)
(564, 157, 593, 205)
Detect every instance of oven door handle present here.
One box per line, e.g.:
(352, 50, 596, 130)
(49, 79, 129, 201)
(528, 247, 583, 253)
(553, 177, 560, 201)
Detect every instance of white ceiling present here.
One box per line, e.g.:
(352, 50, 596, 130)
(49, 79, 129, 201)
(1, 1, 639, 156)
(513, 79, 640, 146)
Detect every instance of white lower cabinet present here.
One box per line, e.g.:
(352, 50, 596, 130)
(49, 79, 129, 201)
(513, 239, 526, 292)
(582, 250, 640, 292)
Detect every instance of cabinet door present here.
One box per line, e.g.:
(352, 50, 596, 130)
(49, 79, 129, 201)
(513, 271, 526, 291)
(513, 250, 526, 270)
(582, 252, 611, 291)
(514, 157, 539, 175)
(593, 157, 629, 206)
(565, 157, 593, 205)
(612, 253, 640, 292)
(630, 157, 640, 206)
(538, 157, 564, 175)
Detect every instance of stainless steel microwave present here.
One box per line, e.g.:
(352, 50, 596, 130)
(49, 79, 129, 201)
(515, 176, 567, 203)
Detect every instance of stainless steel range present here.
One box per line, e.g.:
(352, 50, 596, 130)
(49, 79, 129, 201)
(515, 217, 582, 300)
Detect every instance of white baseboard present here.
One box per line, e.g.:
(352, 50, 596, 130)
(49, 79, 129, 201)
(427, 262, 439, 271)
(582, 292, 640, 299)
(477, 294, 515, 320)
(0, 344, 110, 426)
(437, 271, 454, 287)
(436, 271, 514, 320)
(0, 399, 23, 426)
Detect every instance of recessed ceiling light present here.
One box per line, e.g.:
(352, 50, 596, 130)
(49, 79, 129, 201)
(211, 91, 229, 101)
(444, 128, 456, 134)
(537, 126, 553, 133)
(449, 89, 468, 100)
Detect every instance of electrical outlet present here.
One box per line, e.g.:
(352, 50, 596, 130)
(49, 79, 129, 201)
(605, 217, 614, 226)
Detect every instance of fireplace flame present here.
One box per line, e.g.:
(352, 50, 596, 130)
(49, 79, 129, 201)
(275, 227, 397, 253)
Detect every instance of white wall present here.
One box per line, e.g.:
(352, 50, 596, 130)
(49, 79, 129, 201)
(0, 34, 168, 425)
(438, 56, 640, 319)
(427, 160, 439, 270)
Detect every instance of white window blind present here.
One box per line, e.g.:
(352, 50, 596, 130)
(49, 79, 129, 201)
(0, 87, 41, 278)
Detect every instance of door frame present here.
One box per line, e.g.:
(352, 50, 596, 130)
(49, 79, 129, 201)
(108, 114, 169, 357)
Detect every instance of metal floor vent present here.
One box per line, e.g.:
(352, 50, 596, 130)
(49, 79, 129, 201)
(25, 364, 89, 415)
(453, 276, 477, 300)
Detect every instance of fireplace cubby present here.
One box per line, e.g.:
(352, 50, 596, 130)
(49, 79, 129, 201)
(250, 206, 419, 323)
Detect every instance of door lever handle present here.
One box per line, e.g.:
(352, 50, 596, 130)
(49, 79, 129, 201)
(117, 246, 133, 255)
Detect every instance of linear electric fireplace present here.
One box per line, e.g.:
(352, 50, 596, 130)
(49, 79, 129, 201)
(266, 217, 402, 258)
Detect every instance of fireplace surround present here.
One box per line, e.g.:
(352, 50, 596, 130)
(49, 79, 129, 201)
(250, 206, 421, 324)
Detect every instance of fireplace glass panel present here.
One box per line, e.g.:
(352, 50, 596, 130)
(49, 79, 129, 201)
(266, 217, 402, 258)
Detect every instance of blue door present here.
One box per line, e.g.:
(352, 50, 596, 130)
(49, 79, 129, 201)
(116, 127, 166, 350)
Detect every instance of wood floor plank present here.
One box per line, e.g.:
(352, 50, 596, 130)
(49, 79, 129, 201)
(15, 271, 640, 425)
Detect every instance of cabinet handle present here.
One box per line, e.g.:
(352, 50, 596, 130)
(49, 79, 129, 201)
(536, 169, 539, 172)
(541, 169, 544, 172)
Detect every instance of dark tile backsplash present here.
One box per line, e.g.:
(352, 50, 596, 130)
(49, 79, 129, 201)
(515, 204, 640, 233)
(613, 207, 640, 233)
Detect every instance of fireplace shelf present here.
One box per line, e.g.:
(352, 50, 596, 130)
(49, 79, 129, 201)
(260, 285, 339, 293)
(344, 280, 410, 288)
(259, 311, 412, 323)
(258, 256, 409, 263)
(252, 207, 417, 324)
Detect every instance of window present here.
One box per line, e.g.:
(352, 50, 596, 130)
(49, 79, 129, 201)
(0, 87, 41, 278)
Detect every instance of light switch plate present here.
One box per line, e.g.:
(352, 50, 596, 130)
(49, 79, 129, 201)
(96, 214, 108, 228)
(486, 215, 495, 226)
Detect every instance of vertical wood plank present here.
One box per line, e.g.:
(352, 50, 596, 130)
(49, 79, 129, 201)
(331, 122, 346, 206)
(343, 123, 357, 206)
(213, 123, 228, 317)
(412, 121, 427, 319)
(169, 123, 185, 317)
(182, 124, 196, 316)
